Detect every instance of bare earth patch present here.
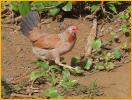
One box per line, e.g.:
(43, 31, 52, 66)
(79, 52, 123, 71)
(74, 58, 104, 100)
(2, 18, 130, 98)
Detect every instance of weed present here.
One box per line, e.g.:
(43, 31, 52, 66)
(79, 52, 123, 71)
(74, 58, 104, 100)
(43, 87, 63, 98)
(73, 81, 103, 98)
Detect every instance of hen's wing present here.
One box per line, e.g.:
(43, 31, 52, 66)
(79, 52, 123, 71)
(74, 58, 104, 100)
(33, 34, 61, 49)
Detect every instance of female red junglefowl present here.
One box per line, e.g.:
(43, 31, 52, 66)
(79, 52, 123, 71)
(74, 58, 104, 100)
(20, 11, 78, 69)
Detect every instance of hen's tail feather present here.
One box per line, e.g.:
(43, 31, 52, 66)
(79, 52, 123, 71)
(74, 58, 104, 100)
(20, 11, 40, 36)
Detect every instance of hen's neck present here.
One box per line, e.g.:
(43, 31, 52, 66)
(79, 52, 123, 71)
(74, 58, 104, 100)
(63, 30, 76, 43)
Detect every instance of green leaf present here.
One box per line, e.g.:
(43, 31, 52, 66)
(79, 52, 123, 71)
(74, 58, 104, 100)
(48, 8, 60, 16)
(120, 42, 128, 49)
(113, 48, 122, 59)
(10, 2, 19, 12)
(103, 52, 112, 62)
(106, 3, 117, 13)
(62, 2, 72, 11)
(126, 6, 130, 13)
(118, 13, 129, 20)
(43, 88, 62, 98)
(48, 73, 58, 86)
(59, 79, 77, 89)
(91, 39, 102, 49)
(30, 69, 45, 80)
(33, 60, 49, 70)
(31, 2, 47, 11)
(50, 65, 59, 71)
(74, 66, 84, 74)
(111, 32, 117, 37)
(95, 63, 105, 70)
(111, 32, 118, 39)
(31, 1, 62, 8)
(83, 59, 92, 70)
(91, 4, 100, 13)
(121, 24, 129, 32)
(18, 2, 31, 16)
(62, 69, 70, 80)
(106, 1, 122, 5)
(105, 62, 115, 70)
(71, 56, 79, 65)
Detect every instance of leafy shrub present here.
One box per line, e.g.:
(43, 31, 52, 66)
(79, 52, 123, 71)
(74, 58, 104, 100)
(9, 1, 72, 16)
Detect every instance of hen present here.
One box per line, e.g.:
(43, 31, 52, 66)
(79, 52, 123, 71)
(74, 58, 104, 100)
(20, 11, 78, 69)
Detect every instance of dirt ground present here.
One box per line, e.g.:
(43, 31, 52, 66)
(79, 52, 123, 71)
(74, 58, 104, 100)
(2, 18, 130, 98)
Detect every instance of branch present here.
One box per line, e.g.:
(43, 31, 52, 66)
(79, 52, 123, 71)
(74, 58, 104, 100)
(10, 93, 39, 98)
(84, 18, 97, 57)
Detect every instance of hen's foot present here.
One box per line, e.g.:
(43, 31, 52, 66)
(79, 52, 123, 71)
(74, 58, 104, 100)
(58, 63, 75, 71)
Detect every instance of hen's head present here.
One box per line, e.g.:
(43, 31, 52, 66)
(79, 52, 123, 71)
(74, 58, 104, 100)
(67, 26, 78, 33)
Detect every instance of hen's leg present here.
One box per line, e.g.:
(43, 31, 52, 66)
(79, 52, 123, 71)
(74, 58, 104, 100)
(51, 50, 74, 70)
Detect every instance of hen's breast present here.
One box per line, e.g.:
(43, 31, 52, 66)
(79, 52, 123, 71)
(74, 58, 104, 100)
(55, 35, 76, 55)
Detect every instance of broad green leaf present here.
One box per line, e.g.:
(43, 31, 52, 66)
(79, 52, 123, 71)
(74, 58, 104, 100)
(62, 2, 72, 11)
(48, 8, 60, 16)
(33, 60, 49, 70)
(18, 2, 31, 16)
(10, 2, 19, 12)
(95, 63, 105, 70)
(106, 3, 117, 13)
(43, 88, 62, 98)
(31, 2, 47, 11)
(30, 69, 45, 80)
(83, 59, 92, 70)
(91, 4, 100, 13)
(113, 48, 122, 59)
(71, 56, 79, 65)
(91, 39, 102, 49)
(121, 24, 129, 32)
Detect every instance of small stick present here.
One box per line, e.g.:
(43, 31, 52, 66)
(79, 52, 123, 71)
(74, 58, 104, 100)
(84, 18, 97, 57)
(11, 93, 38, 98)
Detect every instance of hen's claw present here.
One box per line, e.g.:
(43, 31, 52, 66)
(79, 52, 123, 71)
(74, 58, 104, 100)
(58, 63, 75, 71)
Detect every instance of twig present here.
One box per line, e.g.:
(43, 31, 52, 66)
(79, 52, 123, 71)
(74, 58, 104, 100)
(10, 66, 40, 84)
(84, 18, 97, 57)
(84, 7, 100, 20)
(11, 93, 38, 98)
(84, 2, 104, 20)
(2, 9, 11, 18)
(97, 21, 105, 37)
(2, 24, 20, 31)
(40, 19, 52, 25)
(2, 15, 22, 24)
(101, 3, 114, 21)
